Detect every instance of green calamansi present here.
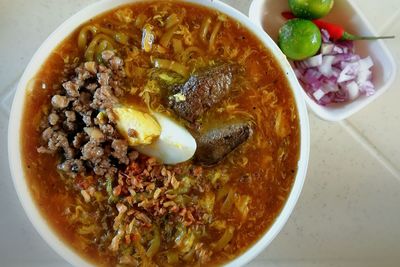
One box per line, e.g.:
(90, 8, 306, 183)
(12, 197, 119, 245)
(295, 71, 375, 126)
(278, 19, 322, 60)
(289, 0, 334, 19)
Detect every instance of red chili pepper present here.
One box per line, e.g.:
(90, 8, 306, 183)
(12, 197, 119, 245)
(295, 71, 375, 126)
(281, 11, 296, 20)
(311, 19, 344, 40)
(281, 12, 395, 41)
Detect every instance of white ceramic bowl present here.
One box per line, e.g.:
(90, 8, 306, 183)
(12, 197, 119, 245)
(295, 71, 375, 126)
(249, 0, 397, 121)
(8, 0, 310, 266)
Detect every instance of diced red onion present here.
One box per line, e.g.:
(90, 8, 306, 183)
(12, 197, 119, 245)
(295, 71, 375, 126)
(292, 30, 375, 105)
(345, 81, 360, 100)
(322, 81, 339, 93)
(321, 29, 330, 43)
(359, 56, 374, 71)
(357, 69, 372, 84)
(321, 43, 334, 55)
(337, 63, 359, 83)
(360, 80, 375, 96)
(313, 89, 325, 101)
(318, 55, 336, 77)
(305, 54, 323, 67)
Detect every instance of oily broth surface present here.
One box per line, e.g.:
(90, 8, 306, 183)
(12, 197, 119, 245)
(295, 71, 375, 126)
(21, 2, 300, 266)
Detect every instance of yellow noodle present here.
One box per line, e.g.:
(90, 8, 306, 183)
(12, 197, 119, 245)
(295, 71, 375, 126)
(165, 13, 181, 29)
(146, 226, 161, 258)
(212, 226, 234, 251)
(78, 25, 98, 50)
(220, 189, 235, 214)
(135, 13, 148, 28)
(85, 34, 116, 62)
(199, 17, 211, 43)
(97, 26, 115, 36)
(209, 21, 222, 51)
(172, 38, 183, 54)
(153, 58, 189, 77)
(160, 24, 179, 48)
(166, 251, 179, 264)
(114, 32, 129, 45)
(95, 39, 113, 63)
(97, 26, 129, 45)
(180, 46, 204, 62)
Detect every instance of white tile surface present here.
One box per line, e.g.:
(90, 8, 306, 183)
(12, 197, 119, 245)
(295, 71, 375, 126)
(351, 0, 400, 33)
(0, 0, 97, 92)
(253, 114, 400, 266)
(348, 21, 400, 168)
(0, 0, 399, 266)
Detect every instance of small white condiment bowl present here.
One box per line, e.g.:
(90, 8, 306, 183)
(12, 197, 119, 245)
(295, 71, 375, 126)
(249, 0, 397, 121)
(8, 0, 310, 266)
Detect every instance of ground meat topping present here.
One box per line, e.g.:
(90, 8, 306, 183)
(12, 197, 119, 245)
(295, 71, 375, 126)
(91, 85, 118, 109)
(37, 51, 128, 177)
(48, 112, 59, 126)
(37, 50, 214, 265)
(111, 139, 129, 165)
(65, 111, 76, 122)
(84, 61, 98, 74)
(63, 81, 80, 97)
(81, 141, 104, 162)
(58, 159, 86, 174)
(51, 95, 69, 109)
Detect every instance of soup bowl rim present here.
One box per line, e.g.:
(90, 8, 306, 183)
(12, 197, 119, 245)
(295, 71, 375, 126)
(8, 0, 310, 266)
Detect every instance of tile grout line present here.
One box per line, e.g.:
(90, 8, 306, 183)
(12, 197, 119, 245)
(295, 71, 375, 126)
(0, 76, 21, 96)
(340, 120, 400, 181)
(0, 81, 18, 116)
(338, 6, 400, 182)
(377, 7, 400, 34)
